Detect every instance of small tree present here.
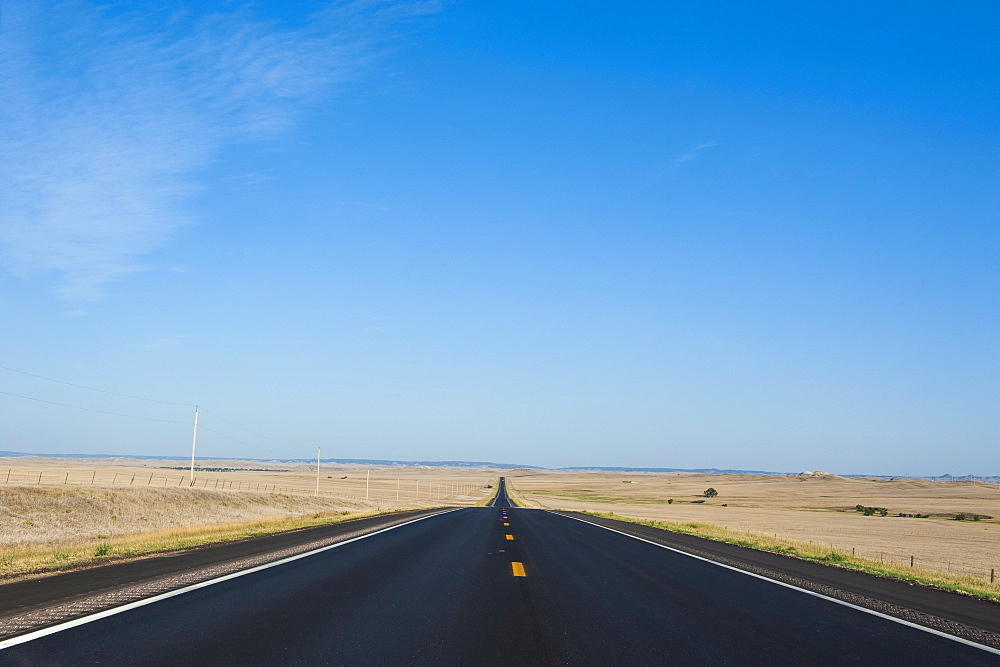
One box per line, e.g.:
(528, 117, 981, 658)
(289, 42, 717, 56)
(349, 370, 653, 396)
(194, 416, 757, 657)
(704, 487, 718, 498)
(667, 498, 674, 504)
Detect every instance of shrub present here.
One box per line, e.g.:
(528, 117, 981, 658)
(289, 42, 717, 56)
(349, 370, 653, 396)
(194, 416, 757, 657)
(94, 543, 112, 557)
(955, 513, 967, 521)
(667, 499, 674, 504)
(703, 488, 719, 498)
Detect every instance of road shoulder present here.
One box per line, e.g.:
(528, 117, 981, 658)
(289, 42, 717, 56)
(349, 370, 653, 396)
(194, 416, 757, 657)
(0, 508, 446, 641)
(553, 510, 1000, 650)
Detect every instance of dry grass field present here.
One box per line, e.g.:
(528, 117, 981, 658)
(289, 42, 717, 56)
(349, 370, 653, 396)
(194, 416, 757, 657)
(507, 470, 1000, 585)
(0, 456, 498, 578)
(6, 457, 998, 597)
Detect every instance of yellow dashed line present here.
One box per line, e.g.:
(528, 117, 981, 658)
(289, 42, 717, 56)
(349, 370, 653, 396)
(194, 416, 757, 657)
(511, 562, 526, 577)
(503, 522, 510, 526)
(505, 534, 514, 540)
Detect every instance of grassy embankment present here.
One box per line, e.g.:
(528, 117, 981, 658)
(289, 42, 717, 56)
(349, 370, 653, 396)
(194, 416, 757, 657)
(473, 480, 501, 507)
(575, 510, 1000, 603)
(0, 508, 425, 580)
(503, 483, 537, 509)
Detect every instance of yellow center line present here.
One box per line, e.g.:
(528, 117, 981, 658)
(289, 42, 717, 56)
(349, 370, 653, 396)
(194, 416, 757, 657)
(505, 534, 514, 540)
(503, 522, 509, 526)
(511, 561, 526, 577)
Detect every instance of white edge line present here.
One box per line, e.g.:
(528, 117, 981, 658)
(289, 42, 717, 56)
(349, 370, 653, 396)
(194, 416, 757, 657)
(0, 508, 462, 651)
(551, 511, 1000, 656)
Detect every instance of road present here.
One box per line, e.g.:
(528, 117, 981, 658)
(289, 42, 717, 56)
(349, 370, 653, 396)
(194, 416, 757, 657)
(2, 479, 997, 664)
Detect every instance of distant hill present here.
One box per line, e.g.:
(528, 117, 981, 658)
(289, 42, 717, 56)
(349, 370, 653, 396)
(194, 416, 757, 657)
(0, 450, 541, 470)
(0, 450, 995, 480)
(558, 466, 785, 475)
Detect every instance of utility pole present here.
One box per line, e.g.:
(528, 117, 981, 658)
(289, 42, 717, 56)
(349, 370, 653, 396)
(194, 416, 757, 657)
(315, 448, 321, 496)
(366, 468, 370, 502)
(189, 406, 199, 483)
(396, 477, 400, 502)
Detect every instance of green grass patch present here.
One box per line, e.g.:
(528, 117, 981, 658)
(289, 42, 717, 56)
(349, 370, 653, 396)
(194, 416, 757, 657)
(526, 490, 697, 505)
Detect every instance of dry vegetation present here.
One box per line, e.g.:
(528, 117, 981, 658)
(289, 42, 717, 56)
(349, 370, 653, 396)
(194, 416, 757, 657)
(507, 470, 1000, 595)
(0, 457, 498, 579)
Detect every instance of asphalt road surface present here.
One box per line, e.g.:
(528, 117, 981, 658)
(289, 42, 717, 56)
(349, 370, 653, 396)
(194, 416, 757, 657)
(2, 479, 997, 665)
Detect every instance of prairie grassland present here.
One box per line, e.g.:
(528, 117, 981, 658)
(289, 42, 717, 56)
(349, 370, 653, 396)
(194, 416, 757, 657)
(507, 470, 1000, 587)
(0, 457, 498, 579)
(0, 457, 492, 505)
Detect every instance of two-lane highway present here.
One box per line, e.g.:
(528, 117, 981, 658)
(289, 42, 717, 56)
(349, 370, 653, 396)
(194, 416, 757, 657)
(2, 478, 997, 664)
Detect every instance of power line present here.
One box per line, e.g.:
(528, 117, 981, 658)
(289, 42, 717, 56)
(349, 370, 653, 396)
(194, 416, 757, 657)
(1, 363, 311, 458)
(197, 425, 306, 458)
(0, 390, 190, 424)
(199, 408, 307, 452)
(0, 364, 194, 407)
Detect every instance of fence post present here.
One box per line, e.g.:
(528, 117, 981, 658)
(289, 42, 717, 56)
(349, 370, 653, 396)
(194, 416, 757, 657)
(991, 568, 995, 584)
(92, 471, 96, 485)
(64, 472, 69, 484)
(130, 473, 135, 485)
(37, 471, 42, 484)
(910, 555, 914, 567)
(5, 469, 9, 483)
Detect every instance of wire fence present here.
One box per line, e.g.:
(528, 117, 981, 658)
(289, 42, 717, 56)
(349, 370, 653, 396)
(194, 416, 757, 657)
(1, 468, 486, 504)
(726, 527, 1000, 588)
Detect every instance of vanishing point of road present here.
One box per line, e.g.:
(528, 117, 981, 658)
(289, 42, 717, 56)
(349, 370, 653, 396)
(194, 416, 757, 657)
(2, 478, 998, 664)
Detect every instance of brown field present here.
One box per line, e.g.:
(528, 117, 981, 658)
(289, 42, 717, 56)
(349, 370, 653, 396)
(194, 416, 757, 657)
(0, 456, 498, 577)
(506, 470, 1000, 583)
(6, 457, 999, 593)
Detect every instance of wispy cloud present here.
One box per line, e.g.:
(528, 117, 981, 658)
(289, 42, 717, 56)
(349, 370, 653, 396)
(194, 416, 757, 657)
(0, 1, 435, 299)
(139, 333, 188, 350)
(650, 140, 718, 181)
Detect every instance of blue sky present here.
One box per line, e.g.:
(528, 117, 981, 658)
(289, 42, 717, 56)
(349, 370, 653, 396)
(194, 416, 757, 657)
(1, 1, 996, 475)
